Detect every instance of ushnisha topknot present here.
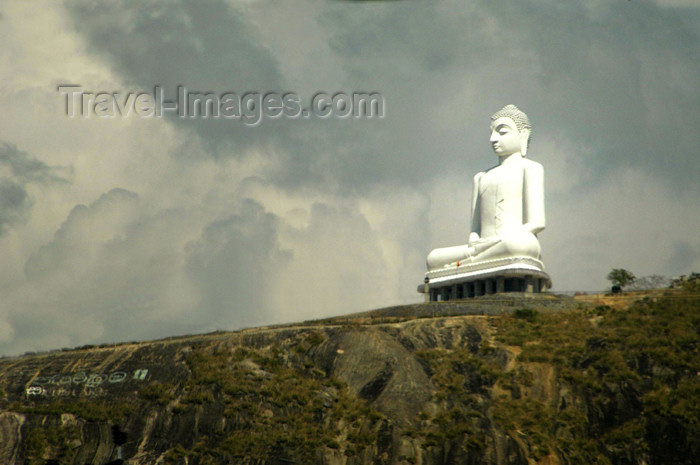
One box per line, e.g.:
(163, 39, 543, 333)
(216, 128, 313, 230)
(490, 104, 532, 149)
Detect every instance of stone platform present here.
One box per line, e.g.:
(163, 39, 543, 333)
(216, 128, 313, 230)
(418, 256, 551, 301)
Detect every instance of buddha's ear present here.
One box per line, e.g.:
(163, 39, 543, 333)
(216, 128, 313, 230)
(520, 128, 531, 156)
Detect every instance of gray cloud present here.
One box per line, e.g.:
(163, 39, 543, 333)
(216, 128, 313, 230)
(501, 1, 700, 188)
(0, 143, 69, 236)
(63, 0, 301, 156)
(186, 199, 291, 329)
(2, 189, 293, 354)
(62, 1, 700, 191)
(323, 1, 700, 189)
(667, 240, 699, 275)
(0, 1, 698, 354)
(24, 188, 139, 280)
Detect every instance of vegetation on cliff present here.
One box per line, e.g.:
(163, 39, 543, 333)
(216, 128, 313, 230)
(0, 282, 698, 465)
(490, 280, 700, 464)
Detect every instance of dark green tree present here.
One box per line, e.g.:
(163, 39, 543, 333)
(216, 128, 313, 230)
(607, 268, 636, 288)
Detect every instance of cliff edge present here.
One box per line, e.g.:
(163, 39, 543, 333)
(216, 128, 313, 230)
(0, 287, 698, 465)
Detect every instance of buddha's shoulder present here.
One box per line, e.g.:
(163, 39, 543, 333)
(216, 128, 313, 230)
(479, 163, 500, 176)
(522, 157, 544, 172)
(522, 157, 543, 167)
(478, 157, 542, 178)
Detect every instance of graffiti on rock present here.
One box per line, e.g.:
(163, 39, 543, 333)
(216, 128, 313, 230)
(26, 369, 149, 397)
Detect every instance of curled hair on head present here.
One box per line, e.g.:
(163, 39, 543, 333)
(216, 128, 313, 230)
(491, 104, 532, 149)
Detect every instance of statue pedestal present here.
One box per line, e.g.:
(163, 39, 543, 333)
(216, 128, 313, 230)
(417, 256, 551, 301)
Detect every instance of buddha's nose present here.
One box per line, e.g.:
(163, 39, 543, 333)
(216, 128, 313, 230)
(489, 131, 498, 142)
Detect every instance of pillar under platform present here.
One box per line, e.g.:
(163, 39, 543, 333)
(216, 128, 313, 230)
(418, 256, 551, 301)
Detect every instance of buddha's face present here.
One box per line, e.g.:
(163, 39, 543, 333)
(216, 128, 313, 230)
(490, 117, 522, 156)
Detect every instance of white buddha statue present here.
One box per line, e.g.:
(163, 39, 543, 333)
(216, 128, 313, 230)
(426, 104, 545, 271)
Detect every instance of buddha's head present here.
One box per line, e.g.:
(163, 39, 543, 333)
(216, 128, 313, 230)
(489, 104, 532, 156)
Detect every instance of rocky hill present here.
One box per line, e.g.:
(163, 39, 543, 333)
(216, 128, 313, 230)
(0, 286, 698, 465)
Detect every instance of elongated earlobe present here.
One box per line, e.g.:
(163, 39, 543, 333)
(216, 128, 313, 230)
(520, 128, 531, 156)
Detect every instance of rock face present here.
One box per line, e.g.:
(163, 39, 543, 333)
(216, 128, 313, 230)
(0, 290, 699, 465)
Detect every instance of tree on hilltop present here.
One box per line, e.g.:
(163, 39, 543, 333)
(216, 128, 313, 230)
(607, 268, 636, 288)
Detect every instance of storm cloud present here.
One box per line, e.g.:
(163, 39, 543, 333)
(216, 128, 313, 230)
(0, 143, 68, 235)
(0, 0, 698, 355)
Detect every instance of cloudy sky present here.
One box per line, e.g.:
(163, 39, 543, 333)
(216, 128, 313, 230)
(0, 0, 698, 355)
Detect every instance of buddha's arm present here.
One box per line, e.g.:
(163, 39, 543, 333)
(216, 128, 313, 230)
(468, 172, 483, 243)
(522, 162, 545, 235)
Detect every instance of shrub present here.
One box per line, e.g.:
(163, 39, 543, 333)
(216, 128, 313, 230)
(513, 308, 538, 322)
